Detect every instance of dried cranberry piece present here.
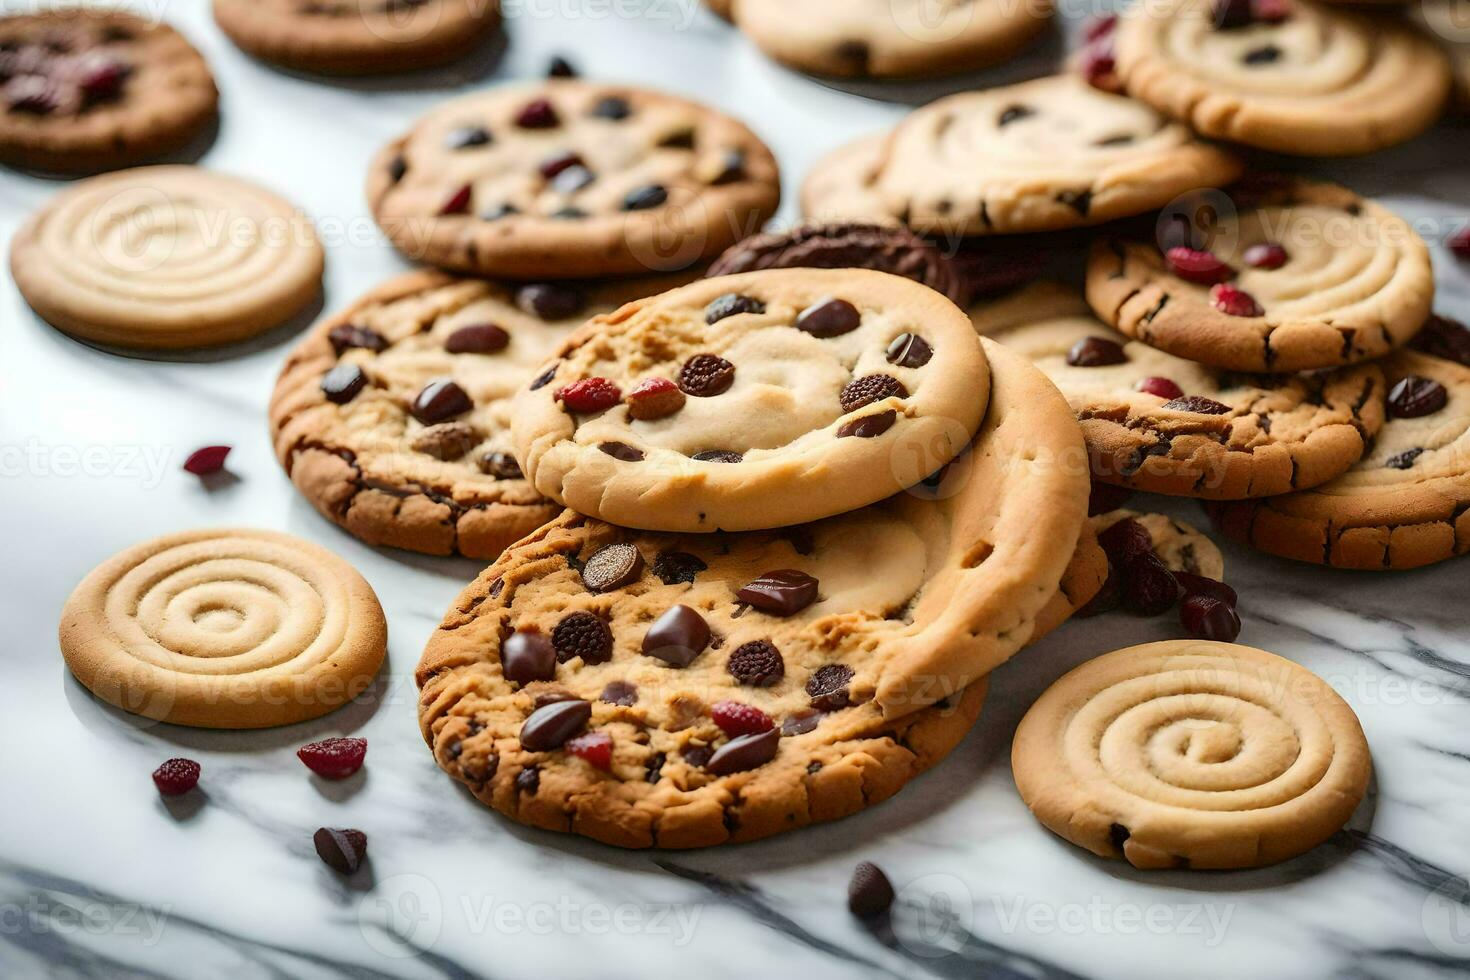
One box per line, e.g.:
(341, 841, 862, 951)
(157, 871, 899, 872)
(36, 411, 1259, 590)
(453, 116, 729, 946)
(1135, 377, 1184, 400)
(314, 828, 368, 874)
(556, 377, 622, 413)
(152, 758, 200, 796)
(1078, 37, 1119, 93)
(1098, 518, 1154, 566)
(1450, 227, 1470, 260)
(1210, 283, 1264, 318)
(1243, 243, 1289, 269)
(626, 377, 685, 420)
(183, 445, 231, 475)
(297, 737, 367, 779)
(1165, 247, 1233, 285)
(1388, 376, 1448, 418)
(1067, 337, 1127, 367)
(1123, 553, 1180, 616)
(1180, 594, 1242, 641)
(439, 184, 473, 216)
(711, 700, 774, 737)
(1082, 14, 1117, 42)
(566, 731, 613, 770)
(515, 97, 559, 128)
(728, 640, 784, 686)
(1087, 481, 1132, 516)
(1174, 572, 1238, 607)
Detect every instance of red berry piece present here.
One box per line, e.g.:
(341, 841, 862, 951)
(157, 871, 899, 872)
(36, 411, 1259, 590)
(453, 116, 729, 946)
(152, 758, 200, 796)
(182, 445, 231, 475)
(1098, 518, 1154, 566)
(1211, 284, 1264, 318)
(1083, 14, 1117, 42)
(1135, 377, 1184, 400)
(314, 828, 368, 875)
(538, 150, 583, 180)
(439, 183, 473, 216)
(515, 97, 559, 129)
(1254, 0, 1292, 23)
(555, 377, 622, 414)
(1243, 242, 1289, 269)
(565, 730, 613, 770)
(1166, 247, 1233, 285)
(1067, 336, 1127, 367)
(297, 737, 367, 779)
(1450, 227, 1470, 260)
(711, 700, 774, 737)
(1180, 594, 1242, 641)
(1174, 572, 1238, 606)
(1078, 38, 1119, 93)
(626, 377, 686, 420)
(1124, 554, 1181, 616)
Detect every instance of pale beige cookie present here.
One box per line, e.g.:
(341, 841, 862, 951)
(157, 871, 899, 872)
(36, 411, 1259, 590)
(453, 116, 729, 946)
(799, 133, 897, 227)
(872, 74, 1243, 236)
(1093, 509, 1226, 580)
(1115, 0, 1450, 155)
(11, 166, 324, 350)
(974, 282, 1386, 497)
(1087, 177, 1433, 372)
(0, 10, 218, 174)
(367, 80, 780, 279)
(213, 0, 500, 75)
(60, 529, 387, 730)
(1012, 640, 1371, 869)
(1415, 0, 1470, 104)
(271, 270, 691, 560)
(512, 269, 989, 532)
(730, 0, 1053, 78)
(1209, 337, 1470, 570)
(418, 338, 1089, 847)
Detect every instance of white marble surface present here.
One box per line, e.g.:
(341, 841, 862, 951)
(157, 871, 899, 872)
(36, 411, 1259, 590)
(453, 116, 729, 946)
(3, 2, 1470, 978)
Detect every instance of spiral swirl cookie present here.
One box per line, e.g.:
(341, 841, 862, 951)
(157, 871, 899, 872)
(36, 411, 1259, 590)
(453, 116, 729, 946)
(730, 0, 1053, 78)
(11, 166, 324, 350)
(1209, 331, 1470, 569)
(1013, 640, 1371, 869)
(60, 530, 387, 729)
(213, 0, 500, 75)
(1415, 0, 1470, 104)
(419, 338, 1090, 847)
(0, 10, 217, 173)
(872, 74, 1242, 236)
(975, 283, 1386, 498)
(1114, 0, 1450, 155)
(367, 80, 780, 279)
(512, 269, 989, 532)
(271, 270, 692, 559)
(1087, 178, 1433, 372)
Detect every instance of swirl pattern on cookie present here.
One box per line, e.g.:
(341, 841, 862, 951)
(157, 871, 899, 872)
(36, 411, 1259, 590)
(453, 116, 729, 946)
(872, 74, 1242, 235)
(1087, 178, 1433, 372)
(1415, 0, 1470, 104)
(1115, 0, 1450, 155)
(512, 269, 990, 532)
(1013, 640, 1371, 869)
(11, 166, 324, 349)
(59, 529, 387, 729)
(976, 282, 1386, 497)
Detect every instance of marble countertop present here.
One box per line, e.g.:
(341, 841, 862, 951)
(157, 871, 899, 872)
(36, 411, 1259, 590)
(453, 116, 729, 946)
(3, 3, 1469, 978)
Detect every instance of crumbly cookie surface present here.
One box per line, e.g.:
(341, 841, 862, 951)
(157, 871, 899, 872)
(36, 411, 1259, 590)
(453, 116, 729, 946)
(512, 269, 990, 532)
(975, 283, 1385, 498)
(1086, 178, 1434, 373)
(367, 80, 780, 279)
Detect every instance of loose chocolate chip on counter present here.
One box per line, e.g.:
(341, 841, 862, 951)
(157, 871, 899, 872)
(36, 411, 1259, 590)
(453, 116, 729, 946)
(547, 55, 577, 77)
(1161, 395, 1232, 415)
(445, 323, 510, 354)
(599, 441, 645, 462)
(1067, 337, 1127, 367)
(446, 125, 492, 149)
(642, 605, 712, 667)
(1410, 315, 1470, 366)
(737, 570, 819, 616)
(581, 543, 645, 592)
(997, 104, 1034, 126)
(1174, 572, 1238, 606)
(411, 422, 480, 460)
(837, 411, 897, 439)
(321, 363, 368, 404)
(705, 293, 766, 323)
(478, 451, 524, 479)
(1388, 376, 1448, 418)
(623, 184, 669, 210)
(1180, 594, 1242, 641)
(840, 374, 907, 412)
(515, 97, 559, 129)
(552, 611, 614, 665)
(781, 709, 822, 736)
(1385, 447, 1425, 470)
(691, 450, 743, 463)
(328, 323, 387, 354)
(848, 862, 896, 920)
(411, 379, 473, 424)
(313, 828, 368, 875)
(706, 729, 780, 776)
(519, 699, 592, 751)
(502, 630, 557, 684)
(678, 354, 736, 397)
(886, 333, 933, 367)
(797, 298, 861, 338)
(728, 640, 785, 686)
(591, 95, 631, 120)
(653, 551, 707, 585)
(517, 283, 586, 321)
(600, 680, 639, 706)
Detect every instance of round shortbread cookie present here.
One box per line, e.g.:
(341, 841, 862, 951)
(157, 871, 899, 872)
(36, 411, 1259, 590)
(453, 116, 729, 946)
(730, 0, 1054, 79)
(1086, 177, 1434, 373)
(271, 270, 692, 560)
(1415, 0, 1470, 104)
(59, 529, 387, 730)
(1114, 0, 1450, 156)
(511, 269, 990, 532)
(1012, 640, 1371, 869)
(11, 166, 324, 350)
(418, 339, 1090, 847)
(367, 80, 780, 279)
(873, 74, 1243, 236)
(213, 0, 500, 75)
(974, 282, 1386, 498)
(0, 10, 218, 174)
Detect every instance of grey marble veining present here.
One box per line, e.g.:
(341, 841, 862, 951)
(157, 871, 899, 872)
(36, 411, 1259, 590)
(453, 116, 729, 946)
(2, 2, 1469, 979)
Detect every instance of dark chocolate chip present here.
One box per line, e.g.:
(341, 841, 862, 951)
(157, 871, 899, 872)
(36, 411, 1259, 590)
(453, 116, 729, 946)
(547, 55, 577, 77)
(599, 441, 645, 461)
(781, 709, 821, 736)
(411, 378, 473, 424)
(998, 104, 1034, 127)
(706, 729, 779, 775)
(623, 184, 668, 211)
(706, 293, 765, 323)
(551, 206, 588, 220)
(552, 611, 614, 665)
(591, 95, 631, 120)
(321, 363, 368, 404)
(681, 744, 713, 768)
(502, 630, 557, 684)
(840, 374, 907, 412)
(886, 333, 933, 367)
(530, 364, 559, 390)
(600, 680, 638, 706)
(807, 663, 854, 711)
(737, 570, 819, 616)
(653, 551, 707, 585)
(446, 125, 491, 149)
(517, 283, 586, 321)
(313, 828, 368, 875)
(1386, 447, 1425, 470)
(678, 353, 736, 396)
(445, 323, 510, 354)
(581, 543, 644, 592)
(1162, 395, 1233, 415)
(1410, 315, 1470, 366)
(1058, 190, 1092, 215)
(658, 127, 695, 149)
(1110, 822, 1131, 851)
(797, 298, 861, 338)
(1067, 336, 1127, 367)
(837, 410, 897, 439)
(848, 862, 895, 919)
(516, 766, 540, 793)
(728, 640, 785, 687)
(641, 605, 712, 667)
(1388, 376, 1448, 418)
(518, 699, 591, 752)
(478, 451, 524, 479)
(411, 422, 480, 460)
(387, 155, 407, 183)
(691, 450, 743, 463)
(1243, 44, 1281, 65)
(328, 324, 387, 354)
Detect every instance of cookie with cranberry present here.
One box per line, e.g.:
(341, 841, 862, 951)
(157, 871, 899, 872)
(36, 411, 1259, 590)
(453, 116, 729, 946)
(0, 10, 217, 173)
(974, 283, 1386, 498)
(1115, 0, 1449, 155)
(213, 0, 500, 76)
(367, 80, 780, 279)
(1093, 509, 1226, 582)
(1087, 178, 1434, 373)
(418, 338, 1092, 847)
(271, 270, 692, 559)
(730, 0, 1053, 78)
(1209, 326, 1470, 570)
(512, 269, 989, 532)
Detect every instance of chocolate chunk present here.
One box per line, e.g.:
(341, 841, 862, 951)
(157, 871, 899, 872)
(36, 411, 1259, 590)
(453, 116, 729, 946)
(411, 422, 480, 460)
(642, 605, 712, 667)
(411, 379, 473, 424)
(706, 729, 779, 775)
(519, 699, 591, 751)
(837, 410, 897, 439)
(530, 364, 559, 390)
(737, 569, 819, 616)
(1243, 44, 1281, 65)
(840, 374, 907, 412)
(445, 323, 510, 354)
(797, 298, 861, 338)
(446, 125, 492, 149)
(728, 640, 785, 686)
(848, 862, 896, 919)
(681, 743, 713, 768)
(700, 149, 746, 185)
(1067, 337, 1127, 367)
(321, 363, 368, 404)
(1124, 553, 1181, 615)
(502, 630, 557, 684)
(997, 104, 1033, 126)
(781, 709, 821, 736)
(516, 766, 540, 793)
(886, 333, 934, 367)
(328, 324, 387, 354)
(691, 450, 742, 463)
(517, 283, 586, 321)
(581, 543, 644, 592)
(678, 354, 736, 396)
(623, 184, 668, 210)
(1161, 395, 1232, 415)
(1386, 447, 1425, 470)
(1109, 822, 1131, 851)
(552, 611, 614, 665)
(313, 828, 368, 875)
(599, 442, 645, 462)
(478, 451, 524, 479)
(1410, 315, 1470, 366)
(600, 680, 638, 706)
(1388, 376, 1447, 418)
(705, 293, 765, 323)
(807, 663, 854, 711)
(653, 550, 707, 585)
(591, 95, 631, 120)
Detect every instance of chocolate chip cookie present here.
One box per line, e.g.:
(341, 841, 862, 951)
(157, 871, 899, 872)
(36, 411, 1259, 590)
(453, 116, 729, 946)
(511, 269, 990, 532)
(271, 270, 691, 559)
(367, 80, 781, 279)
(1087, 177, 1434, 372)
(1115, 0, 1450, 155)
(800, 133, 894, 227)
(0, 10, 217, 173)
(975, 283, 1386, 498)
(1209, 322, 1470, 569)
(214, 0, 500, 75)
(418, 337, 1091, 847)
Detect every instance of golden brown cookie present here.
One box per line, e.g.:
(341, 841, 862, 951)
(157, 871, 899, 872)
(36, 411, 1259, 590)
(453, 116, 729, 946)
(60, 529, 387, 729)
(1012, 640, 1371, 869)
(799, 133, 895, 227)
